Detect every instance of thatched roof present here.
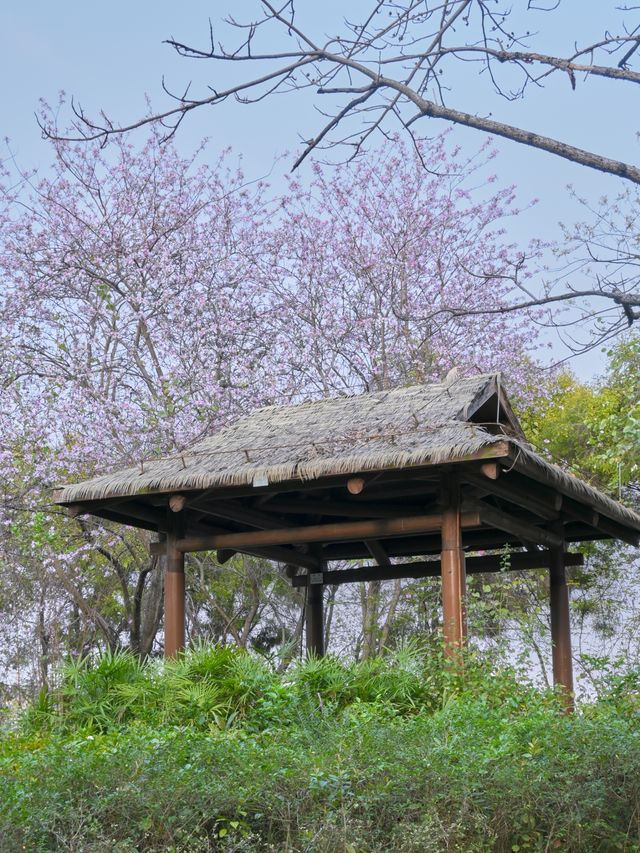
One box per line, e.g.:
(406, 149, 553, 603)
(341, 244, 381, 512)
(54, 373, 640, 536)
(54, 374, 514, 503)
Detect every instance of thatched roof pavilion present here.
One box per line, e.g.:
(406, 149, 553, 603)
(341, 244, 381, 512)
(55, 374, 640, 707)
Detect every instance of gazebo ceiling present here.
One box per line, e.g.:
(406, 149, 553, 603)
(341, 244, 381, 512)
(53, 374, 640, 562)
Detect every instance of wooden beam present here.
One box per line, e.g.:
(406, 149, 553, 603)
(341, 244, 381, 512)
(593, 515, 639, 547)
(64, 495, 134, 513)
(562, 499, 638, 546)
(216, 549, 236, 564)
(306, 572, 325, 657)
(323, 529, 525, 561)
(183, 468, 436, 504)
(249, 546, 320, 570)
(164, 519, 185, 658)
(150, 539, 318, 570)
(292, 551, 584, 586)
(169, 494, 187, 513)
(175, 511, 482, 553)
(464, 472, 562, 521)
(441, 477, 466, 654)
(67, 502, 99, 517)
(56, 446, 513, 515)
(193, 500, 287, 530)
(347, 477, 366, 495)
(91, 508, 160, 533)
(480, 462, 501, 480)
(509, 451, 640, 546)
(469, 500, 563, 548)
(323, 534, 441, 561)
(324, 525, 623, 558)
(562, 500, 599, 527)
(350, 482, 439, 502)
(68, 500, 166, 530)
(365, 539, 390, 567)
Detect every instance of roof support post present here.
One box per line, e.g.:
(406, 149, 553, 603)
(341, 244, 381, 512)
(441, 474, 467, 658)
(306, 565, 325, 658)
(549, 531, 574, 712)
(164, 519, 185, 658)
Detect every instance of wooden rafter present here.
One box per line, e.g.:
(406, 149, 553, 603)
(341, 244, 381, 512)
(192, 500, 287, 530)
(464, 471, 562, 521)
(468, 500, 563, 548)
(69, 501, 166, 530)
(562, 498, 638, 546)
(323, 529, 523, 561)
(365, 539, 391, 567)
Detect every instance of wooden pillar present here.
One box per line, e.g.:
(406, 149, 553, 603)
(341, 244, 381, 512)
(306, 571, 325, 657)
(550, 540, 574, 711)
(441, 476, 466, 657)
(164, 528, 185, 658)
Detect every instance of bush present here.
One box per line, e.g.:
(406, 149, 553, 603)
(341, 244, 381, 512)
(1, 646, 639, 851)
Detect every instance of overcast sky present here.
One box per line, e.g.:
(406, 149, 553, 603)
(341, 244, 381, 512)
(3, 1, 638, 380)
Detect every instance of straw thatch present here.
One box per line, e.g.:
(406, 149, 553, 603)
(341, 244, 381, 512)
(55, 374, 508, 503)
(53, 373, 640, 534)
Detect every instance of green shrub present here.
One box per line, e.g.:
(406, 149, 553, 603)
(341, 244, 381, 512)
(2, 646, 639, 851)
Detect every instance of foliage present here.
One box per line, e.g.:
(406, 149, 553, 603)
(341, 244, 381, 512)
(520, 336, 640, 498)
(2, 646, 640, 851)
(23, 642, 452, 734)
(507, 339, 640, 687)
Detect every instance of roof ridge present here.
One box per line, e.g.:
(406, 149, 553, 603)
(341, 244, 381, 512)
(250, 373, 499, 416)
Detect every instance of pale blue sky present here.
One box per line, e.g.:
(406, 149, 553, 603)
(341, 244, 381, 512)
(2, 1, 638, 379)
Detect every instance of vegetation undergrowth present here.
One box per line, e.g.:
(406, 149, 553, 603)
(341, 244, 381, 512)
(1, 644, 639, 852)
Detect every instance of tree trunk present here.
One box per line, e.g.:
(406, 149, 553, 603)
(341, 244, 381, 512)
(362, 580, 381, 659)
(379, 578, 403, 653)
(323, 584, 337, 653)
(137, 559, 164, 658)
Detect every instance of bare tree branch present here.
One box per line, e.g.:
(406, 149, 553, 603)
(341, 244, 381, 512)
(44, 1, 640, 185)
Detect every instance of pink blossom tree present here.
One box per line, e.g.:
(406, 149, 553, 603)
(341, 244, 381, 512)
(268, 136, 542, 399)
(0, 134, 275, 480)
(0, 129, 544, 688)
(0, 132, 280, 676)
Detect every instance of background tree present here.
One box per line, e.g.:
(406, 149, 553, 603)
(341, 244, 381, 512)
(267, 134, 541, 397)
(0, 128, 544, 694)
(0, 132, 278, 688)
(483, 336, 640, 691)
(551, 185, 640, 354)
(48, 1, 640, 349)
(57, 1, 640, 184)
